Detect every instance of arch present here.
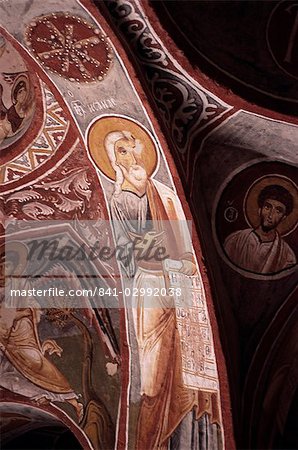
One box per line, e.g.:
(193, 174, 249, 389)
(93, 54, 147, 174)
(0, 400, 92, 449)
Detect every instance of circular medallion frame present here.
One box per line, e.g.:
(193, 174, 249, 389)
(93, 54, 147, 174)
(213, 160, 298, 280)
(25, 13, 113, 83)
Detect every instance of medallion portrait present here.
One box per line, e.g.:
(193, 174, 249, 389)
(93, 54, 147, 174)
(215, 162, 298, 278)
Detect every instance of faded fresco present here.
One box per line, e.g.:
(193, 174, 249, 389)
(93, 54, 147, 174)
(216, 162, 298, 277)
(85, 2, 298, 449)
(88, 116, 222, 449)
(0, 37, 35, 150)
(194, 108, 298, 449)
(0, 1, 224, 449)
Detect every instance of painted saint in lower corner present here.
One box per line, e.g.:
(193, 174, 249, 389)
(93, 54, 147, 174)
(221, 174, 298, 276)
(0, 241, 116, 450)
(0, 243, 83, 421)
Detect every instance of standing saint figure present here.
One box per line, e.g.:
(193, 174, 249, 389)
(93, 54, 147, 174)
(91, 122, 221, 449)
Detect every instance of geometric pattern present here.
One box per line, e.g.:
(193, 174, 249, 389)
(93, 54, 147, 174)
(25, 13, 113, 83)
(0, 83, 69, 184)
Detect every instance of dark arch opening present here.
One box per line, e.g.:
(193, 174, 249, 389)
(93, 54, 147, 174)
(0, 402, 87, 450)
(3, 425, 83, 450)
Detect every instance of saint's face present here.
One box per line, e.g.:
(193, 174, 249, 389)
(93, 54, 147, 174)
(16, 86, 27, 105)
(114, 138, 138, 171)
(259, 198, 286, 231)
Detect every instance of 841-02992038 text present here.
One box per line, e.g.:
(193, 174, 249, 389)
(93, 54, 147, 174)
(93, 287, 182, 297)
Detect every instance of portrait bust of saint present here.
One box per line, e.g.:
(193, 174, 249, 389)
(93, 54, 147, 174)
(224, 180, 298, 275)
(0, 37, 36, 149)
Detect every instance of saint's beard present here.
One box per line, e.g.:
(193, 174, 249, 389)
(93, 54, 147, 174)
(260, 217, 280, 233)
(124, 164, 148, 192)
(261, 223, 276, 232)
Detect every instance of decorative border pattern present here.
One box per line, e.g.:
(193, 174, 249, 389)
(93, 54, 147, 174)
(104, 0, 232, 178)
(0, 82, 69, 185)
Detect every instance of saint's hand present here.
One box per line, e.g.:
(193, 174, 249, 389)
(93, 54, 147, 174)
(42, 339, 63, 357)
(179, 259, 197, 276)
(117, 163, 148, 195)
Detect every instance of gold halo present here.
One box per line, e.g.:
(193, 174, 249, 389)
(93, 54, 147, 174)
(11, 73, 30, 105)
(244, 175, 298, 236)
(0, 241, 28, 275)
(87, 116, 158, 180)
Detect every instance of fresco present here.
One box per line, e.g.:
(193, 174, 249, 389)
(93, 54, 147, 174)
(0, 231, 120, 450)
(0, 1, 225, 449)
(88, 1, 297, 448)
(88, 115, 222, 449)
(216, 162, 298, 278)
(0, 35, 35, 150)
(24, 12, 113, 83)
(191, 107, 298, 448)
